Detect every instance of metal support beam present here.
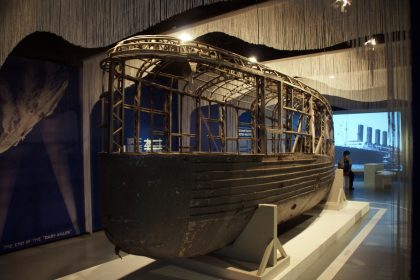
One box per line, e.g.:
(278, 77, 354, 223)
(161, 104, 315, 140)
(134, 82, 142, 153)
(107, 60, 114, 153)
(256, 77, 267, 154)
(278, 82, 283, 153)
(196, 98, 201, 152)
(310, 97, 316, 153)
(165, 81, 173, 152)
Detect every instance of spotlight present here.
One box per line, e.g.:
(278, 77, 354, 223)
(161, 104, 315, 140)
(249, 56, 258, 63)
(333, 0, 351, 13)
(178, 33, 192, 42)
(364, 38, 377, 50)
(364, 38, 377, 46)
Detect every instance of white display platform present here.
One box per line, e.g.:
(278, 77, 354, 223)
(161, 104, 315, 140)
(364, 163, 384, 188)
(275, 200, 369, 280)
(375, 170, 395, 189)
(59, 201, 369, 280)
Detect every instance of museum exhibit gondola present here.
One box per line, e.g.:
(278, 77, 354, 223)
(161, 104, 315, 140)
(99, 35, 335, 259)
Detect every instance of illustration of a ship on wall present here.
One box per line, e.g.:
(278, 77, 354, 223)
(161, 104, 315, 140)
(99, 35, 335, 258)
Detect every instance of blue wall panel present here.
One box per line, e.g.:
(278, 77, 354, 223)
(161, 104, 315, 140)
(0, 56, 84, 254)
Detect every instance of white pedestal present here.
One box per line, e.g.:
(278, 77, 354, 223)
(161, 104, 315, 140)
(364, 163, 384, 188)
(375, 170, 395, 189)
(275, 201, 369, 280)
(59, 202, 370, 280)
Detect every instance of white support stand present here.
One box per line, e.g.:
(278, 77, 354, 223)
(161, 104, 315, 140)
(324, 169, 347, 210)
(219, 204, 289, 275)
(172, 204, 290, 280)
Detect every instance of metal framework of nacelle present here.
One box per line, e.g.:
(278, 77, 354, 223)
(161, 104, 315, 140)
(100, 35, 334, 157)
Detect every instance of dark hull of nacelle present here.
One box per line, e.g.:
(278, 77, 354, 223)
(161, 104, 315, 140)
(100, 153, 334, 258)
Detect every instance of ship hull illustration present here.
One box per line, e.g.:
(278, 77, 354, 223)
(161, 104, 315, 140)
(99, 36, 335, 258)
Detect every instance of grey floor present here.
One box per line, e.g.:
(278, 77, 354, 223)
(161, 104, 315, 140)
(0, 177, 411, 280)
(300, 177, 411, 279)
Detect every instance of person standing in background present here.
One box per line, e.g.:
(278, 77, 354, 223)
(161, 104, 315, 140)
(338, 150, 355, 190)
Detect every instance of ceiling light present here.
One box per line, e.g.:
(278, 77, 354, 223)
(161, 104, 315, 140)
(178, 33, 192, 42)
(364, 38, 377, 46)
(333, 0, 351, 13)
(249, 56, 258, 63)
(329, 75, 335, 79)
(364, 38, 377, 50)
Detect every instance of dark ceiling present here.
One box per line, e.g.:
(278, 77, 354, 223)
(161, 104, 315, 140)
(9, 32, 106, 67)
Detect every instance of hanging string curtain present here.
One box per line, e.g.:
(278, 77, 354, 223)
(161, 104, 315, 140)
(0, 0, 227, 67)
(263, 41, 410, 107)
(0, 0, 411, 68)
(169, 0, 410, 50)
